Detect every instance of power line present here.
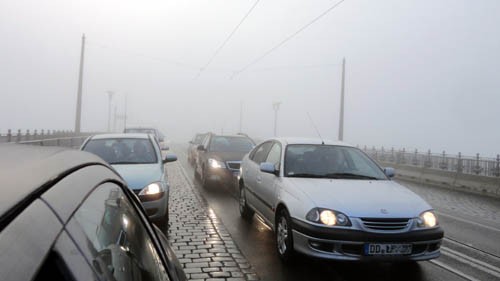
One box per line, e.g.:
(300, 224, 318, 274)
(233, 0, 346, 77)
(87, 41, 200, 70)
(194, 0, 261, 79)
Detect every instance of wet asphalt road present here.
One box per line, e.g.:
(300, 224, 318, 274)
(171, 143, 500, 281)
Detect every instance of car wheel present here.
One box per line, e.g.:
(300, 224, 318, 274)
(201, 166, 211, 189)
(194, 165, 200, 180)
(239, 185, 254, 220)
(276, 208, 295, 262)
(156, 208, 169, 231)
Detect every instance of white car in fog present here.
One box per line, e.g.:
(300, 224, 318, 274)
(238, 138, 443, 262)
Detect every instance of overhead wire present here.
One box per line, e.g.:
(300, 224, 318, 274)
(232, 0, 346, 78)
(194, 0, 261, 79)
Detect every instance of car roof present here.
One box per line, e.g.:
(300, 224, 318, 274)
(0, 144, 108, 228)
(271, 137, 355, 147)
(125, 127, 157, 131)
(91, 133, 151, 140)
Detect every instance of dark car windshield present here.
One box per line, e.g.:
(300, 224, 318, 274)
(285, 144, 387, 180)
(83, 138, 158, 164)
(209, 136, 254, 153)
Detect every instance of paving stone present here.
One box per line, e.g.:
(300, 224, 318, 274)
(166, 161, 260, 281)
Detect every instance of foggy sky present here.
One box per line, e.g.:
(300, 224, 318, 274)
(1, 0, 499, 157)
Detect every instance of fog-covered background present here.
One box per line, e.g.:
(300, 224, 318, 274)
(1, 0, 499, 156)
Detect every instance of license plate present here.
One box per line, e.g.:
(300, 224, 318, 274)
(364, 243, 412, 255)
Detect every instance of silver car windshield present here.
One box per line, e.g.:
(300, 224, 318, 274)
(83, 138, 158, 164)
(284, 145, 387, 180)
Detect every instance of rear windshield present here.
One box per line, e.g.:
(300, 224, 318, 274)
(83, 138, 157, 164)
(209, 136, 254, 153)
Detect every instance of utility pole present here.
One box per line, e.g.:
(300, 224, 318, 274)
(338, 57, 346, 141)
(239, 101, 243, 133)
(74, 34, 85, 133)
(124, 94, 128, 130)
(273, 102, 281, 137)
(107, 91, 115, 132)
(113, 105, 117, 132)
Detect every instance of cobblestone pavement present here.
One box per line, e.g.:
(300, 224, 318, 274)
(167, 161, 260, 281)
(398, 179, 500, 225)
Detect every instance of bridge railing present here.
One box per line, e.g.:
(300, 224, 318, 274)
(0, 129, 95, 148)
(361, 146, 500, 178)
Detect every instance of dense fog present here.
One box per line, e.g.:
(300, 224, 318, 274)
(1, 0, 499, 156)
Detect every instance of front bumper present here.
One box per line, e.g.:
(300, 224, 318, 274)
(291, 218, 443, 261)
(206, 168, 240, 187)
(133, 189, 168, 221)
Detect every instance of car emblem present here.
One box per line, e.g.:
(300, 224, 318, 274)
(380, 208, 388, 214)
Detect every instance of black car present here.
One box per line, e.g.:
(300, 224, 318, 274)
(187, 133, 209, 166)
(0, 144, 186, 281)
(194, 133, 255, 189)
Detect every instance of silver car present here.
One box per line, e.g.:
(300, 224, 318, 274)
(239, 138, 443, 262)
(81, 133, 177, 229)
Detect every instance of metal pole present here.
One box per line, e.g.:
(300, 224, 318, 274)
(124, 94, 128, 130)
(113, 105, 117, 132)
(107, 91, 115, 132)
(74, 34, 85, 133)
(239, 100, 243, 133)
(338, 57, 345, 141)
(272, 102, 281, 137)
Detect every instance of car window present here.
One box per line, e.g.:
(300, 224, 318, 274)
(285, 145, 387, 179)
(83, 138, 158, 164)
(250, 141, 273, 164)
(265, 142, 282, 169)
(69, 183, 170, 281)
(208, 136, 254, 152)
(194, 134, 205, 144)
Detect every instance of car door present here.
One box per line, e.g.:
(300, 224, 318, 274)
(65, 182, 185, 281)
(244, 141, 273, 212)
(255, 141, 282, 223)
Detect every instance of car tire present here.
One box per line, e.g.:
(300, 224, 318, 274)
(201, 166, 211, 189)
(239, 185, 254, 221)
(156, 208, 169, 231)
(276, 208, 295, 262)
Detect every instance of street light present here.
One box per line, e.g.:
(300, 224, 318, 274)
(273, 102, 281, 137)
(106, 91, 115, 132)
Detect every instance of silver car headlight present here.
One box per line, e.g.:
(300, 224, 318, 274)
(306, 208, 351, 227)
(139, 182, 164, 195)
(417, 210, 438, 228)
(208, 158, 226, 169)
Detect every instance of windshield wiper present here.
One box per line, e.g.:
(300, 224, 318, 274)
(287, 173, 327, 178)
(324, 173, 379, 180)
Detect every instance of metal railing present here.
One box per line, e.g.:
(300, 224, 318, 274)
(1, 129, 95, 148)
(361, 146, 500, 178)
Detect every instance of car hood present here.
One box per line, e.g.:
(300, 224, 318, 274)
(287, 178, 431, 218)
(207, 151, 248, 162)
(111, 164, 163, 190)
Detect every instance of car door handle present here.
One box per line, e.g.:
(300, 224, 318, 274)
(256, 176, 262, 183)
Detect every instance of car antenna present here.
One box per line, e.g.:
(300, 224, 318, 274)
(307, 112, 324, 145)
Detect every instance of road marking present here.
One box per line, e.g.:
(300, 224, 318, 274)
(444, 237, 500, 260)
(437, 211, 500, 233)
(429, 259, 480, 281)
(441, 246, 500, 278)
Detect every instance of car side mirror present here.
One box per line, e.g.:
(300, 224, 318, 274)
(160, 144, 169, 151)
(384, 167, 395, 178)
(163, 153, 177, 163)
(260, 162, 278, 176)
(197, 145, 205, 151)
(189, 141, 193, 144)
(159, 137, 164, 142)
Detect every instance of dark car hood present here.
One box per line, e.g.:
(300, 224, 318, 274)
(207, 151, 248, 162)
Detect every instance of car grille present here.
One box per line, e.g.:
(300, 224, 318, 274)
(226, 161, 241, 171)
(360, 218, 410, 231)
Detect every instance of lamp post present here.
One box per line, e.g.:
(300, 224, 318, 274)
(106, 91, 115, 132)
(273, 102, 281, 137)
